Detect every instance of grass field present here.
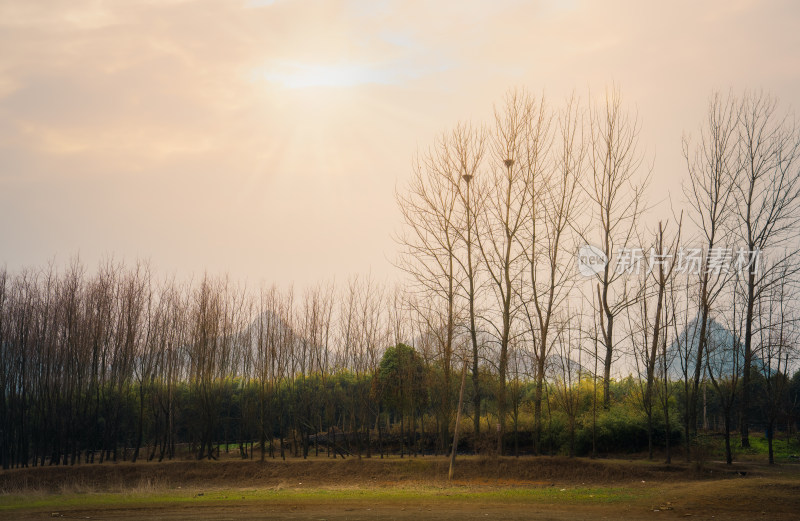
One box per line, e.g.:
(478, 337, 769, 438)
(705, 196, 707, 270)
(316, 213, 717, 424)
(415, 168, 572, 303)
(1, 455, 799, 520)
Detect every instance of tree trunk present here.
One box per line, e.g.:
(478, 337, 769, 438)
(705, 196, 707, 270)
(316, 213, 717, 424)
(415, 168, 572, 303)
(740, 269, 756, 448)
(448, 361, 467, 480)
(724, 411, 732, 465)
(767, 421, 774, 465)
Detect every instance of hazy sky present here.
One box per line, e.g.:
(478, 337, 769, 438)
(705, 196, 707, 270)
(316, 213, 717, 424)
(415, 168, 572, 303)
(1, 0, 799, 288)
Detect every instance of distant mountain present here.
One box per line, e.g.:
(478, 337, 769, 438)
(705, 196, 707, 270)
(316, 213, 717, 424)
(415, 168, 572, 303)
(242, 309, 296, 342)
(544, 352, 588, 381)
(666, 315, 766, 379)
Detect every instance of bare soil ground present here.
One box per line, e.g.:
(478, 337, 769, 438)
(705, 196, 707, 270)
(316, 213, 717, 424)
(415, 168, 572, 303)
(1, 456, 799, 520)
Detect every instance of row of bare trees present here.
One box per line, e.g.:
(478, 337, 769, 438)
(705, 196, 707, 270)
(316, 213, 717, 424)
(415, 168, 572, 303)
(0, 261, 421, 468)
(397, 86, 800, 462)
(1, 88, 799, 469)
(681, 90, 800, 461)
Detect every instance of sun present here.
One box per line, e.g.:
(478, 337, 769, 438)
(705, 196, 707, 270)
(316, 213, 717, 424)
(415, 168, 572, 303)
(254, 61, 391, 89)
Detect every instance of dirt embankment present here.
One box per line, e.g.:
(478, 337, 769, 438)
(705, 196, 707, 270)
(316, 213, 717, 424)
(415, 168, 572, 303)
(0, 456, 765, 493)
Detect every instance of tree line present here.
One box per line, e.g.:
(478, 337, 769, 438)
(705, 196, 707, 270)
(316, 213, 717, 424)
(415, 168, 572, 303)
(2, 87, 800, 469)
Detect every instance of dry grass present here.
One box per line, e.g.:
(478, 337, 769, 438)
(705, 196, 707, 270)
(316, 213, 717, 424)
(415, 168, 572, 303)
(1, 458, 799, 520)
(0, 454, 788, 494)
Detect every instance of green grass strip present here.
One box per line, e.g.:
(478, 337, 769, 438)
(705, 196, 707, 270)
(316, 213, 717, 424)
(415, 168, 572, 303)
(0, 485, 649, 511)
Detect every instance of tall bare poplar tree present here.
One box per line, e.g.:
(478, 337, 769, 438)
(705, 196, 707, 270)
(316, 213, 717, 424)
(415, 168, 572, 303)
(448, 123, 487, 443)
(520, 95, 581, 453)
(478, 89, 545, 453)
(585, 86, 648, 408)
(397, 132, 464, 450)
(682, 91, 738, 442)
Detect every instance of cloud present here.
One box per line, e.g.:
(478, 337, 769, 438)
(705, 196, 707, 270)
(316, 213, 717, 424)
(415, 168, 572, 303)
(0, 0, 799, 287)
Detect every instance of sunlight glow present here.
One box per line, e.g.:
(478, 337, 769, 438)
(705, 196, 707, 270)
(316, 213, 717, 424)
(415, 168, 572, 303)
(256, 62, 394, 89)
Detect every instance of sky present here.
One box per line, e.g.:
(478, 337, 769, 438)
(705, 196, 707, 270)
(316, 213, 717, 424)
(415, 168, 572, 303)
(1, 0, 799, 289)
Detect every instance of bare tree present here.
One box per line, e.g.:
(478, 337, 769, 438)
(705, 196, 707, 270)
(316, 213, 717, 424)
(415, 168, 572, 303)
(187, 275, 244, 460)
(519, 94, 581, 453)
(449, 123, 488, 446)
(755, 264, 798, 463)
(477, 88, 544, 454)
(682, 91, 738, 441)
(659, 259, 684, 464)
(630, 219, 681, 460)
(585, 86, 649, 408)
(396, 134, 464, 450)
(733, 90, 800, 448)
(130, 263, 154, 463)
(549, 310, 583, 457)
(705, 273, 745, 465)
